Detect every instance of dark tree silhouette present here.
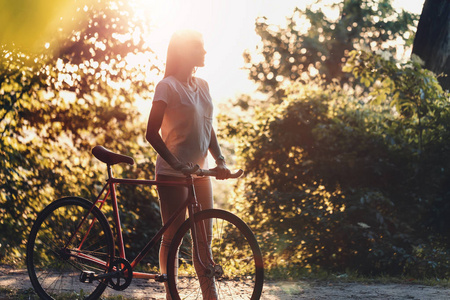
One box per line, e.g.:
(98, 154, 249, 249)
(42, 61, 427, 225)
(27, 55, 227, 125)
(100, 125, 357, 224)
(412, 0, 450, 90)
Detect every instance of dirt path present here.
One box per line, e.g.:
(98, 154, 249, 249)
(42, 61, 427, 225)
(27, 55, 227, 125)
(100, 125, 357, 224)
(2, 265, 450, 299)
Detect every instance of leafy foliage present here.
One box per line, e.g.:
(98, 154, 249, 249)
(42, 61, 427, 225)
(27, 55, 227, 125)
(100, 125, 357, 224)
(0, 0, 159, 264)
(243, 0, 418, 100)
(222, 39, 450, 277)
(221, 0, 450, 277)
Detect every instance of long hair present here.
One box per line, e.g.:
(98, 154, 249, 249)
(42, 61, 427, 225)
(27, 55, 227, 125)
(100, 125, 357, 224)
(164, 29, 203, 78)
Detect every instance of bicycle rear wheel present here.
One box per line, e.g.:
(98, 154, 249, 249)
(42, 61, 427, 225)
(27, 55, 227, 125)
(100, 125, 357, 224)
(26, 197, 114, 300)
(167, 209, 264, 300)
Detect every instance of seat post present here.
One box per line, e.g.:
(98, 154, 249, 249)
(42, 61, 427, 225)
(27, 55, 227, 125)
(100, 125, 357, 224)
(107, 164, 113, 180)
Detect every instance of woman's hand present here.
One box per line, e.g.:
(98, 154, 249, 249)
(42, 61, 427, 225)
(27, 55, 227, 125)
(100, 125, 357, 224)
(172, 161, 196, 174)
(212, 160, 231, 180)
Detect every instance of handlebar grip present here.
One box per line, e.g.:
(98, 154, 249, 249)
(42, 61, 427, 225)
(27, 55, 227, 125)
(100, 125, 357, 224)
(197, 169, 244, 179)
(229, 169, 244, 179)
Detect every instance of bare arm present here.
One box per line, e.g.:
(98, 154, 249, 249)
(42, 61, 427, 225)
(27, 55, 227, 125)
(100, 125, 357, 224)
(209, 128, 224, 162)
(146, 101, 184, 171)
(209, 127, 230, 179)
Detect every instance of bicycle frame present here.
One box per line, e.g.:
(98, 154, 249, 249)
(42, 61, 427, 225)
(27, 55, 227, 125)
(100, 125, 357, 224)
(68, 164, 213, 280)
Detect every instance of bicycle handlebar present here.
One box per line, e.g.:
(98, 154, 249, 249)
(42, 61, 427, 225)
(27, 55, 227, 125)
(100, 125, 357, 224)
(181, 165, 244, 179)
(196, 168, 244, 179)
(91, 146, 244, 179)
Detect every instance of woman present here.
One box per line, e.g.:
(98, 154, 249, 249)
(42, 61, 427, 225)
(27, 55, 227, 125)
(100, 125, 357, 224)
(146, 29, 230, 299)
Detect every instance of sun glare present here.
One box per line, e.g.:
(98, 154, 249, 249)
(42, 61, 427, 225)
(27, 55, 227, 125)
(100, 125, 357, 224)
(136, 0, 219, 61)
(132, 0, 424, 116)
(133, 0, 263, 115)
(133, 0, 305, 113)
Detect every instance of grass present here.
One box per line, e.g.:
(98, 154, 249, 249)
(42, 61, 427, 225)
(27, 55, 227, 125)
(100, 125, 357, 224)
(0, 286, 131, 300)
(0, 287, 40, 300)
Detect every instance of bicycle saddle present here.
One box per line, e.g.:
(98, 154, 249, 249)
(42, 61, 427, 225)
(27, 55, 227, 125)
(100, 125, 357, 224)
(92, 145, 135, 166)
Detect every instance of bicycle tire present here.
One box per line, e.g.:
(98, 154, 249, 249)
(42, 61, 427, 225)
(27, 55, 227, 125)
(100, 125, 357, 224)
(167, 209, 264, 300)
(26, 197, 115, 300)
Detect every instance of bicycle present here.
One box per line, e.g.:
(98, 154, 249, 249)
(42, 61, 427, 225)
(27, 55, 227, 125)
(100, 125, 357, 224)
(26, 145, 264, 300)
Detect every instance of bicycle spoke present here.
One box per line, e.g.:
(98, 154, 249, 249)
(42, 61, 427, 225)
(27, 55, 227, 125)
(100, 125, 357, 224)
(167, 209, 263, 300)
(27, 197, 114, 299)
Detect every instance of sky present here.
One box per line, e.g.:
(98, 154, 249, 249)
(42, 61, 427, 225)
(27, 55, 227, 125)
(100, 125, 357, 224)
(136, 0, 425, 112)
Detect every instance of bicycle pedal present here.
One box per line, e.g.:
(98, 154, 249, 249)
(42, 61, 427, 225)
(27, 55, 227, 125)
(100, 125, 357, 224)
(80, 270, 95, 283)
(155, 274, 167, 282)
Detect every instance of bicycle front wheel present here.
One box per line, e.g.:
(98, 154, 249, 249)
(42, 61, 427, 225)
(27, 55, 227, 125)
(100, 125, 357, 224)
(167, 209, 264, 300)
(26, 197, 114, 300)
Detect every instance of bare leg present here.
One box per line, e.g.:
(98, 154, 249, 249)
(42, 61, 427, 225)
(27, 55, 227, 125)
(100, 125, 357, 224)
(157, 175, 217, 299)
(192, 178, 218, 299)
(157, 175, 188, 300)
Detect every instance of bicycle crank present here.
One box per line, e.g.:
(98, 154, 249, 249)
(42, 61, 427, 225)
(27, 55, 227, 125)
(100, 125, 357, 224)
(108, 258, 133, 290)
(79, 258, 133, 291)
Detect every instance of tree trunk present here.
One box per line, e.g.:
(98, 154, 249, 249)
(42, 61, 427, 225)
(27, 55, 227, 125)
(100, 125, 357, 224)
(412, 0, 450, 91)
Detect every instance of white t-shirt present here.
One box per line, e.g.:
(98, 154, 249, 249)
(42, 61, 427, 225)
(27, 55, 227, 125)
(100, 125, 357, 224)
(152, 76, 213, 177)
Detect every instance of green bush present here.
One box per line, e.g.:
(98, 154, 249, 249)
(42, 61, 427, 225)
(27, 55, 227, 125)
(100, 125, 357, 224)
(220, 55, 450, 276)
